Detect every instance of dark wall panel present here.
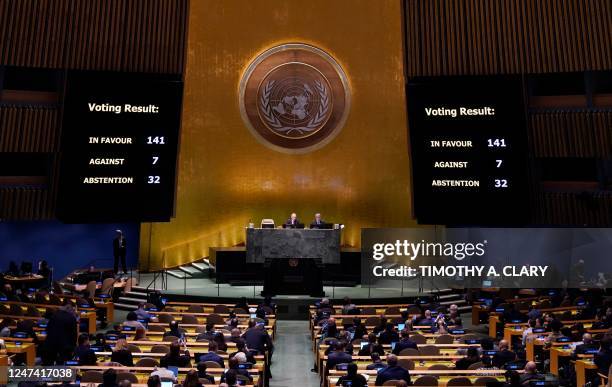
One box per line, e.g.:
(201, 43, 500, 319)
(405, 0, 612, 77)
(0, 0, 188, 73)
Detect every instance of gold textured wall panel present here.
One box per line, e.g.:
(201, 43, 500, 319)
(140, 0, 413, 270)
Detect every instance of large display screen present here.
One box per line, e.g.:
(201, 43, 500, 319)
(57, 71, 183, 222)
(408, 76, 528, 225)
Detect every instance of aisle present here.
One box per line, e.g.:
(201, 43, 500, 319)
(270, 321, 320, 387)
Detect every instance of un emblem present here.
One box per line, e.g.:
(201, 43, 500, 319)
(240, 44, 350, 153)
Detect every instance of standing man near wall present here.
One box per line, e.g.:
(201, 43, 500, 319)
(113, 230, 127, 274)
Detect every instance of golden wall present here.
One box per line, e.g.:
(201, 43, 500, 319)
(140, 0, 415, 270)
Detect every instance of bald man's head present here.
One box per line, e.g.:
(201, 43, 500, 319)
(525, 361, 537, 374)
(499, 340, 509, 350)
(583, 333, 592, 344)
(387, 354, 398, 366)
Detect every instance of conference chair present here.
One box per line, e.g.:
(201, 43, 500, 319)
(410, 334, 427, 344)
(419, 345, 440, 356)
(187, 305, 204, 313)
(385, 307, 401, 315)
(474, 376, 499, 385)
(398, 359, 415, 371)
(157, 314, 175, 324)
(214, 305, 230, 314)
(181, 314, 199, 324)
(382, 380, 403, 386)
(413, 376, 439, 386)
(100, 278, 115, 297)
(364, 316, 380, 326)
(127, 344, 141, 353)
(26, 305, 41, 317)
(206, 313, 224, 325)
(163, 335, 179, 342)
(135, 357, 159, 367)
(117, 372, 139, 384)
(80, 371, 104, 383)
(447, 377, 472, 386)
(84, 280, 97, 299)
(203, 360, 223, 369)
(362, 308, 376, 315)
(149, 325, 166, 332)
(151, 344, 171, 353)
(399, 348, 420, 356)
(468, 362, 484, 370)
(434, 334, 454, 344)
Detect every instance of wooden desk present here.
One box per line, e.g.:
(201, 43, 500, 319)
(0, 354, 7, 384)
(6, 342, 36, 366)
(576, 359, 598, 387)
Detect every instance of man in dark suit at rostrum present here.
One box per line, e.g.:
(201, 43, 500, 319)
(113, 229, 127, 274)
(310, 213, 327, 229)
(375, 354, 411, 386)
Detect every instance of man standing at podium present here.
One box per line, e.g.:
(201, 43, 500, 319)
(310, 213, 326, 229)
(284, 212, 300, 228)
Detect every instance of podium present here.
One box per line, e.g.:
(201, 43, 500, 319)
(246, 228, 340, 296)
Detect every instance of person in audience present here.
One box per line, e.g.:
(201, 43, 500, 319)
(445, 304, 461, 325)
(455, 347, 481, 370)
(221, 357, 252, 383)
(521, 319, 538, 346)
(196, 361, 215, 384)
(106, 323, 123, 336)
(182, 369, 203, 387)
(160, 341, 191, 368)
(378, 322, 400, 345)
(255, 308, 269, 325)
(243, 319, 273, 355)
(147, 375, 161, 387)
(222, 370, 238, 387)
(492, 340, 516, 368)
(37, 260, 52, 288)
(43, 300, 78, 365)
(574, 333, 598, 355)
(113, 229, 128, 275)
(352, 318, 368, 340)
(375, 354, 411, 386)
(257, 296, 276, 314)
(594, 337, 612, 376)
(198, 340, 225, 367)
(320, 317, 339, 343)
(341, 297, 357, 315)
(366, 352, 386, 370)
(118, 380, 131, 387)
(2, 284, 19, 301)
(0, 318, 12, 337)
(229, 328, 242, 344)
(74, 333, 97, 365)
(111, 338, 134, 366)
(196, 322, 216, 342)
(99, 368, 118, 387)
(164, 320, 185, 339)
(214, 331, 228, 352)
(336, 362, 367, 387)
(414, 309, 434, 326)
(519, 361, 542, 385)
(393, 329, 417, 355)
(225, 315, 240, 332)
(230, 339, 256, 364)
(234, 297, 249, 312)
(544, 319, 565, 347)
(432, 315, 449, 334)
(327, 340, 352, 369)
(134, 303, 155, 322)
(123, 311, 145, 331)
(150, 365, 177, 383)
(373, 317, 388, 334)
(94, 333, 113, 352)
(134, 326, 149, 341)
(358, 333, 384, 356)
